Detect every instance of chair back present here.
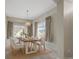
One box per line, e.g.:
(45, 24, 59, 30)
(40, 37, 45, 45)
(10, 37, 24, 49)
(10, 37, 17, 49)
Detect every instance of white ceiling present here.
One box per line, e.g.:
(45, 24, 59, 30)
(64, 0, 73, 15)
(6, 0, 73, 19)
(6, 0, 56, 19)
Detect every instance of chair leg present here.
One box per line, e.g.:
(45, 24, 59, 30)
(39, 44, 42, 51)
(44, 45, 45, 50)
(23, 48, 25, 54)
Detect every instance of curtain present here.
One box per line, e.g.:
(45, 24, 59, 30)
(45, 16, 52, 41)
(7, 21, 13, 39)
(27, 23, 33, 37)
(34, 22, 38, 37)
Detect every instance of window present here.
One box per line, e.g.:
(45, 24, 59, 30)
(13, 23, 27, 38)
(37, 21, 45, 39)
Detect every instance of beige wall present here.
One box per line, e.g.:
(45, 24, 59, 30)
(35, 3, 64, 59)
(35, 4, 73, 58)
(6, 16, 33, 24)
(64, 12, 73, 57)
(34, 7, 57, 43)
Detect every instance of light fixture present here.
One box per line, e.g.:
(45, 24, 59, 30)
(25, 9, 31, 26)
(26, 9, 29, 18)
(25, 22, 31, 26)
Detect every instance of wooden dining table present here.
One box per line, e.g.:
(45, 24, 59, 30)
(17, 37, 41, 54)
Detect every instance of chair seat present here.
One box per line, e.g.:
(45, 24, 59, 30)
(10, 37, 24, 49)
(35, 42, 41, 45)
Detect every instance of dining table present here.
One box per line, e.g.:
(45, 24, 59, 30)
(17, 37, 41, 54)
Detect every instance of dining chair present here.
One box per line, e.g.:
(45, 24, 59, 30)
(34, 37, 46, 51)
(10, 37, 24, 54)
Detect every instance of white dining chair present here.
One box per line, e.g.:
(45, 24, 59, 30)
(34, 37, 46, 51)
(10, 37, 24, 54)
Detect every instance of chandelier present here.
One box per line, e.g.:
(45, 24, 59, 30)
(25, 9, 31, 26)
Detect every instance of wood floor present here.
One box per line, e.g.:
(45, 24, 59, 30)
(6, 48, 58, 59)
(5, 39, 58, 59)
(5, 39, 73, 59)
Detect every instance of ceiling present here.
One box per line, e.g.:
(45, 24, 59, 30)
(6, 0, 56, 19)
(64, 0, 73, 15)
(6, 0, 73, 19)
